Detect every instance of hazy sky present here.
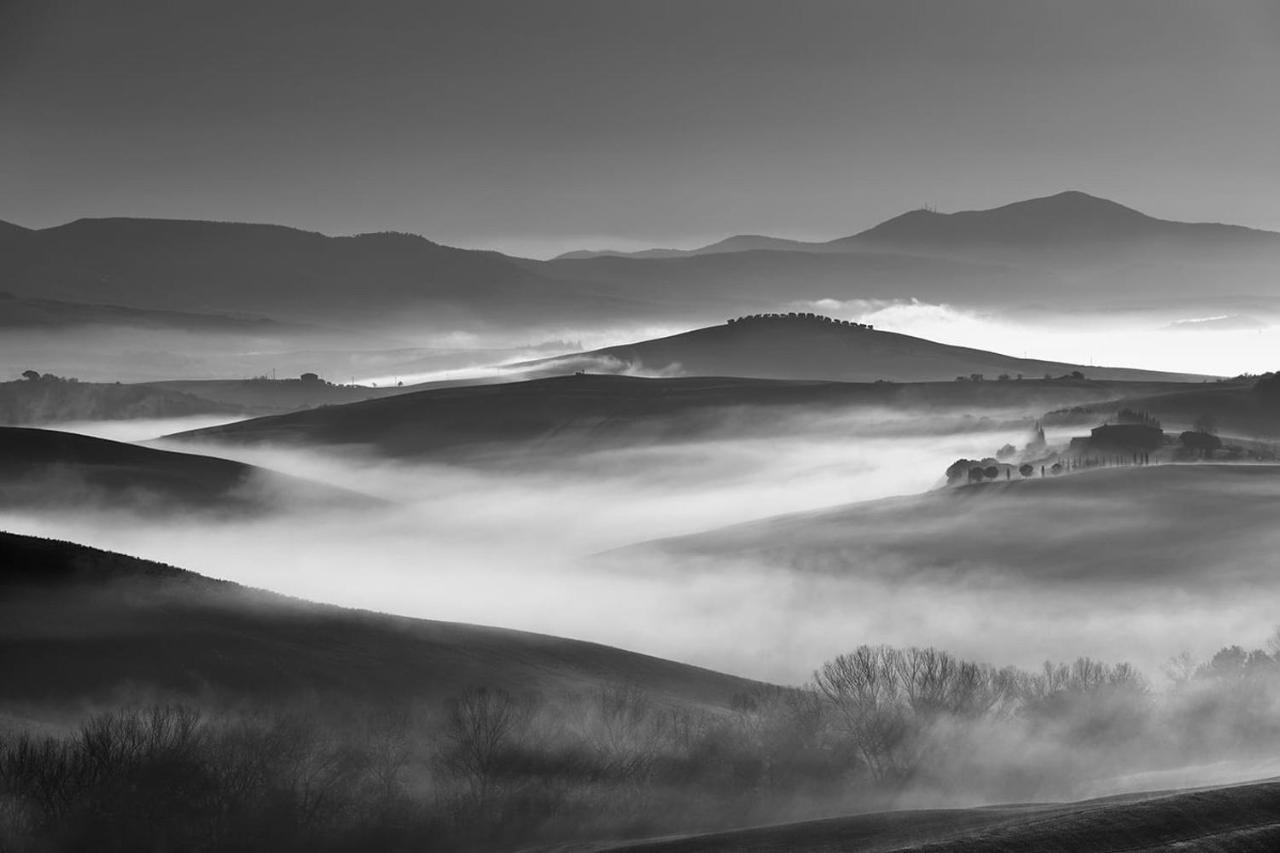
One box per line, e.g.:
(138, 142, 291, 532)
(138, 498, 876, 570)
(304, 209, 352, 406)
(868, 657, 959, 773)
(3, 0, 1279, 257)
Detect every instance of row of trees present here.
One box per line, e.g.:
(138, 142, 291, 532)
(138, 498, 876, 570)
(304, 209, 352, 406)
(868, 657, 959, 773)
(727, 313, 873, 329)
(5, 639, 1280, 852)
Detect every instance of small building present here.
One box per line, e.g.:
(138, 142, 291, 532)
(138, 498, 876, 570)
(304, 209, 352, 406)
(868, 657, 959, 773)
(1088, 423, 1164, 452)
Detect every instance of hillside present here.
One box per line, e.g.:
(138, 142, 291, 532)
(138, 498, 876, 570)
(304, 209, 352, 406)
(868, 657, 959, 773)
(0, 530, 758, 711)
(604, 464, 1280, 679)
(1100, 379, 1280, 440)
(525, 316, 1206, 383)
(555, 779, 1280, 853)
(0, 376, 239, 425)
(629, 464, 1280, 586)
(165, 373, 1197, 460)
(141, 378, 415, 415)
(0, 426, 370, 513)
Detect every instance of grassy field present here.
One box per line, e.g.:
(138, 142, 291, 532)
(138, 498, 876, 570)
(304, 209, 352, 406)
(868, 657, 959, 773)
(548, 778, 1280, 852)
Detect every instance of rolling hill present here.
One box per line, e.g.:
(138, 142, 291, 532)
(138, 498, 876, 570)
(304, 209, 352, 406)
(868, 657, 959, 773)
(0, 427, 370, 513)
(554, 779, 1280, 853)
(1098, 377, 1280, 440)
(524, 315, 1206, 383)
(625, 464, 1280, 586)
(140, 378, 415, 415)
(0, 530, 758, 711)
(164, 373, 1198, 460)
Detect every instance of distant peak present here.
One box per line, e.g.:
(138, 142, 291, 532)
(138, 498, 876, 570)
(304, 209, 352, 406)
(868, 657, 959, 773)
(847, 189, 1160, 246)
(1004, 190, 1148, 215)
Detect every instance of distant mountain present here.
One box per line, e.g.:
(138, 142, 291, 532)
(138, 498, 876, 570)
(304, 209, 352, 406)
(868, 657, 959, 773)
(544, 192, 1280, 309)
(0, 218, 32, 243)
(7, 193, 1278, 332)
(0, 217, 646, 328)
(0, 530, 757, 709)
(838, 190, 1280, 256)
(0, 427, 371, 513)
(553, 234, 823, 260)
(554, 192, 1280, 260)
(524, 315, 1207, 383)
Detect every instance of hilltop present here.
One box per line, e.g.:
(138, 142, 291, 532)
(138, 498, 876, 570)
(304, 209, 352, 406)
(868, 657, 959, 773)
(525, 315, 1207, 383)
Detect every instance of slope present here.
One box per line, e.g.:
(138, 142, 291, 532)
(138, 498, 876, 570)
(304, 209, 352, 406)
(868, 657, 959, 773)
(165, 373, 1197, 460)
(0, 377, 239, 425)
(526, 315, 1206, 383)
(0, 426, 370, 513)
(554, 779, 1280, 853)
(630, 464, 1280, 586)
(0, 530, 758, 711)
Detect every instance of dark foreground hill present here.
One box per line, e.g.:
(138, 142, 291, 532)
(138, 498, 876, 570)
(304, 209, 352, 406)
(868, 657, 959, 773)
(167, 373, 1195, 460)
(0, 530, 757, 712)
(0, 427, 370, 514)
(554, 779, 1280, 853)
(524, 316, 1206, 384)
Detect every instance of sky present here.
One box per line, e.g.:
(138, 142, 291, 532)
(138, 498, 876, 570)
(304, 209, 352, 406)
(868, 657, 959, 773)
(3, 0, 1280, 258)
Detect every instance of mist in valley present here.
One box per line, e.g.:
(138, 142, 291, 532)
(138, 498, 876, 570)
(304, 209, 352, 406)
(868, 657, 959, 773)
(5, 403, 1278, 690)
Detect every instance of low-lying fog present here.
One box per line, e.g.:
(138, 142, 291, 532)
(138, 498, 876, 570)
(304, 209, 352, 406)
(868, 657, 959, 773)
(7, 298, 1277, 385)
(5, 407, 1279, 687)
